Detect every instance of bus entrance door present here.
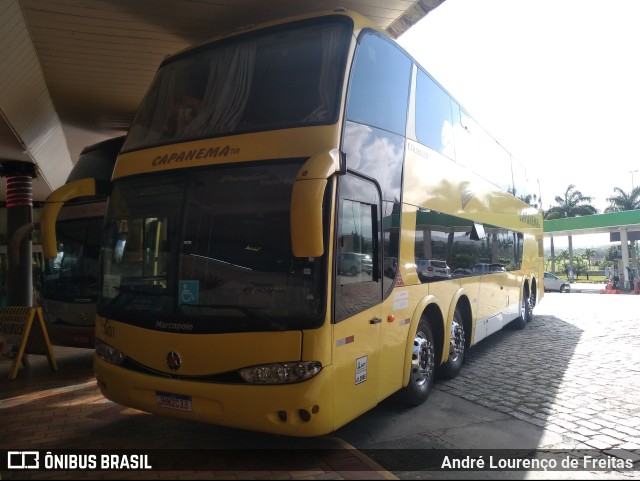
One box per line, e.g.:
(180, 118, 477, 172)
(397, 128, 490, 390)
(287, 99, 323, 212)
(331, 303, 381, 430)
(332, 174, 383, 429)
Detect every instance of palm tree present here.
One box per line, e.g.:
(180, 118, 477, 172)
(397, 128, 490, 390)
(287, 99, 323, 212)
(556, 249, 569, 274)
(545, 185, 599, 275)
(583, 248, 596, 280)
(583, 247, 596, 268)
(604, 186, 640, 212)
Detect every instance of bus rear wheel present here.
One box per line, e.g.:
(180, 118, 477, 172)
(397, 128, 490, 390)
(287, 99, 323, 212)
(400, 319, 435, 406)
(512, 290, 531, 330)
(436, 309, 465, 380)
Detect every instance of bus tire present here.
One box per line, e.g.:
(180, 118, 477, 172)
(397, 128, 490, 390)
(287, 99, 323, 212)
(400, 319, 435, 406)
(512, 291, 530, 330)
(526, 290, 534, 322)
(436, 309, 465, 380)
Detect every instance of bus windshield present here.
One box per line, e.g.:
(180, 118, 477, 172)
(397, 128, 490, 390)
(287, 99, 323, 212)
(124, 17, 351, 152)
(42, 217, 102, 302)
(98, 161, 326, 332)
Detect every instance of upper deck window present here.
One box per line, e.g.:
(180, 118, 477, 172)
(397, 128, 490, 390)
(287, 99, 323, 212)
(125, 17, 351, 151)
(346, 32, 411, 136)
(415, 70, 455, 159)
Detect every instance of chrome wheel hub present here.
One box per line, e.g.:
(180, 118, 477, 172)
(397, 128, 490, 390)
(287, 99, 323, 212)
(521, 296, 529, 318)
(449, 319, 465, 362)
(411, 333, 434, 387)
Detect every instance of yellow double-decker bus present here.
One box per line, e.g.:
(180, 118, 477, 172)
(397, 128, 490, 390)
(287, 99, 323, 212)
(42, 9, 543, 436)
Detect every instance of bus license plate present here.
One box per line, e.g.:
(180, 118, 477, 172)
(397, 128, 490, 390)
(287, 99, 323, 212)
(156, 391, 192, 412)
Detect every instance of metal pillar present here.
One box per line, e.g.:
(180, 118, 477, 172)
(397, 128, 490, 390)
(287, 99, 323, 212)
(550, 236, 556, 274)
(0, 160, 37, 307)
(620, 228, 630, 291)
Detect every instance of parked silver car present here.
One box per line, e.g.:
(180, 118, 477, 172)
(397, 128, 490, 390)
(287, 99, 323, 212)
(338, 252, 373, 276)
(472, 263, 506, 274)
(544, 272, 571, 292)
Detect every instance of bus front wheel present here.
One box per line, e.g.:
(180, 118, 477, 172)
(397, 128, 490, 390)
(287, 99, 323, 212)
(400, 319, 435, 406)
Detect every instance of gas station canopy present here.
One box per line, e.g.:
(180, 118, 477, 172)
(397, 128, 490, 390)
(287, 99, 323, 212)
(544, 210, 640, 239)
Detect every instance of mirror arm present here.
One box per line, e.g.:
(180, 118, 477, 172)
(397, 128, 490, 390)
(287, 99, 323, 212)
(41, 178, 97, 259)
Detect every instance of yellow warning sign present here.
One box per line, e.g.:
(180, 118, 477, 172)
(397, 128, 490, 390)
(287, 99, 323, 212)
(0, 307, 57, 379)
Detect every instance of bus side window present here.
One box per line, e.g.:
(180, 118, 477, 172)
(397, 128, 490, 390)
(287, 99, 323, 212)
(415, 70, 455, 160)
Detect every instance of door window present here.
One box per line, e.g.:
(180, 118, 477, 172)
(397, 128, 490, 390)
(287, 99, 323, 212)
(335, 174, 381, 322)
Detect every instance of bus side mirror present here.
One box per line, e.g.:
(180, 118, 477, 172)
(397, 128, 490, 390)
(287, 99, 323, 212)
(41, 178, 97, 259)
(290, 149, 341, 258)
(291, 178, 327, 257)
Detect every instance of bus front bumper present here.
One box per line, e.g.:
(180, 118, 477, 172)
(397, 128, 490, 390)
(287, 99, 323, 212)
(94, 356, 335, 437)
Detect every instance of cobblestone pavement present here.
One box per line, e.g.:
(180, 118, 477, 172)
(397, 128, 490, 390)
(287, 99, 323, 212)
(335, 291, 640, 479)
(440, 292, 640, 453)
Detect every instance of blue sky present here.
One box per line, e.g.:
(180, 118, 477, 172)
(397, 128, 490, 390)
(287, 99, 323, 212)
(397, 0, 640, 248)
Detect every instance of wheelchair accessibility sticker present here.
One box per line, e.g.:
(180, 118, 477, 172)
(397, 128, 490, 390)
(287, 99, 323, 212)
(179, 280, 199, 304)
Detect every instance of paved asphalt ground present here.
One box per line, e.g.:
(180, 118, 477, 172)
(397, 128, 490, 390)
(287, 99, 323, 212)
(1, 286, 639, 480)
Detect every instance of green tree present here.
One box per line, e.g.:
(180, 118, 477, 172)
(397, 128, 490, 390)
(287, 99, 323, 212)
(583, 247, 596, 268)
(572, 256, 588, 280)
(556, 249, 569, 275)
(604, 186, 640, 212)
(582, 248, 596, 280)
(605, 245, 619, 262)
(544, 185, 599, 274)
(511, 189, 540, 210)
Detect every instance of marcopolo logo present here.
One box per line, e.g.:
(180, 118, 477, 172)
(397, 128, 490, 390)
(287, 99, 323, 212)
(8, 451, 40, 469)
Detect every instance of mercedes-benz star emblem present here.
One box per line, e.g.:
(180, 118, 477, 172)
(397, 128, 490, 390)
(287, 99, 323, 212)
(166, 351, 182, 371)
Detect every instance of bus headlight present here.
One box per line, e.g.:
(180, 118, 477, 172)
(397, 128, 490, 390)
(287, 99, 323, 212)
(96, 339, 126, 365)
(238, 361, 322, 384)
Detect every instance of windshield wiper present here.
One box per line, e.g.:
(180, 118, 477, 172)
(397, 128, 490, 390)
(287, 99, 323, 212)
(181, 303, 287, 331)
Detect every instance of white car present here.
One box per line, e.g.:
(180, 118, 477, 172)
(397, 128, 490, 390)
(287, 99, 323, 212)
(544, 272, 571, 293)
(417, 259, 451, 282)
